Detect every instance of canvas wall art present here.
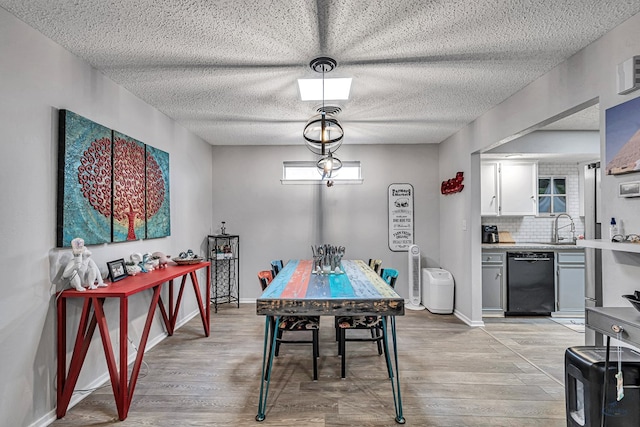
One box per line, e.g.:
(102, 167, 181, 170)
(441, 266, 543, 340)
(112, 131, 147, 242)
(145, 145, 171, 239)
(57, 110, 112, 247)
(57, 110, 171, 247)
(605, 96, 640, 175)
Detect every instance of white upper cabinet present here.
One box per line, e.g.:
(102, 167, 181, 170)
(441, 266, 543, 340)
(500, 162, 537, 215)
(481, 162, 499, 216)
(481, 161, 538, 216)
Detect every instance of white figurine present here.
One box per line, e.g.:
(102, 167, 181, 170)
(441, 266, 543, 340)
(152, 251, 171, 268)
(62, 238, 106, 291)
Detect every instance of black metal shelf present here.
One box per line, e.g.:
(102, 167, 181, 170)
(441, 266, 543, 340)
(207, 234, 240, 313)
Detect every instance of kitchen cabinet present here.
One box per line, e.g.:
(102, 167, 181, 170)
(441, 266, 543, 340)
(482, 251, 504, 314)
(499, 161, 537, 215)
(481, 161, 538, 216)
(481, 162, 499, 216)
(482, 246, 586, 317)
(556, 251, 585, 313)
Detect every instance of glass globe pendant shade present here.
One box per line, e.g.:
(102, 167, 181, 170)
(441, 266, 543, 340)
(303, 111, 344, 155)
(317, 152, 342, 178)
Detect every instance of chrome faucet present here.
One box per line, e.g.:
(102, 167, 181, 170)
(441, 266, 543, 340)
(553, 213, 576, 244)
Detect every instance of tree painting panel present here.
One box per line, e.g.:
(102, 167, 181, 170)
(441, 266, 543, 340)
(112, 132, 147, 242)
(145, 145, 170, 239)
(57, 110, 112, 247)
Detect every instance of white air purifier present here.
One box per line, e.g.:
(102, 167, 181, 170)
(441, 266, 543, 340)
(406, 244, 425, 310)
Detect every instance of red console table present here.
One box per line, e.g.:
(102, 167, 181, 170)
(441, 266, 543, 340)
(56, 261, 210, 420)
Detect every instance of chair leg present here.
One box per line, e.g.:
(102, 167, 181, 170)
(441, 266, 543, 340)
(312, 329, 319, 380)
(275, 329, 283, 356)
(340, 328, 347, 379)
(313, 329, 319, 358)
(375, 326, 383, 355)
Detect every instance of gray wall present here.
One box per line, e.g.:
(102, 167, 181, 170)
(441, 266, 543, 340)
(0, 9, 214, 426)
(211, 143, 441, 300)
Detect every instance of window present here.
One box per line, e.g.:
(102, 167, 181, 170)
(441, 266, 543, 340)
(538, 176, 566, 215)
(281, 161, 363, 184)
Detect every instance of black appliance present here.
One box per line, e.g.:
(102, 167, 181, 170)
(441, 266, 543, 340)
(482, 225, 499, 243)
(565, 346, 640, 427)
(506, 251, 554, 315)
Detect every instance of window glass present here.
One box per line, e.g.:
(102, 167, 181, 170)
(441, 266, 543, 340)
(538, 175, 567, 215)
(539, 178, 551, 195)
(538, 197, 551, 213)
(282, 161, 362, 184)
(553, 178, 566, 194)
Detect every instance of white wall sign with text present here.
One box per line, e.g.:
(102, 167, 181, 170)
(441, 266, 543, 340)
(388, 183, 414, 251)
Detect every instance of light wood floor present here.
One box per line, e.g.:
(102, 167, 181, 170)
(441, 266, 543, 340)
(51, 304, 584, 426)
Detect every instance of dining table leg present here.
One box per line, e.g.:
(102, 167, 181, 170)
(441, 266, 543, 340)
(256, 315, 281, 422)
(381, 316, 405, 424)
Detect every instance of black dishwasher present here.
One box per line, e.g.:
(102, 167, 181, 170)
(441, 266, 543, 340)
(506, 252, 555, 315)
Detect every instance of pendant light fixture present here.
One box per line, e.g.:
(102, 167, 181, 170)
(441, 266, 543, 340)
(303, 57, 344, 156)
(317, 150, 342, 179)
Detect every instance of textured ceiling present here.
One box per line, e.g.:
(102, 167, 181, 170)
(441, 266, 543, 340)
(1, 1, 638, 146)
(540, 103, 600, 131)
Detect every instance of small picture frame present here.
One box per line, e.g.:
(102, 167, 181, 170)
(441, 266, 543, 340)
(107, 258, 128, 282)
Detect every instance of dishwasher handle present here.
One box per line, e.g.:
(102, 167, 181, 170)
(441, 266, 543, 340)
(511, 257, 552, 261)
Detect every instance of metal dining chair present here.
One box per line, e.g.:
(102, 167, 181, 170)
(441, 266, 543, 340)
(271, 260, 284, 277)
(368, 259, 382, 273)
(335, 268, 398, 378)
(258, 270, 320, 380)
(380, 268, 399, 285)
(258, 270, 273, 287)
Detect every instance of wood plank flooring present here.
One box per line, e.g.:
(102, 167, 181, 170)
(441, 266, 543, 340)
(51, 305, 584, 426)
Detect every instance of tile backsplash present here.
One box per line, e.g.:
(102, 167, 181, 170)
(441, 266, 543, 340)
(482, 162, 586, 242)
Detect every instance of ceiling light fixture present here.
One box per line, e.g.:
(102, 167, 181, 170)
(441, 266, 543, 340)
(317, 151, 343, 179)
(303, 57, 344, 156)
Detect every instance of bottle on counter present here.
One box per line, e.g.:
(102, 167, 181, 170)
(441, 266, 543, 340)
(610, 217, 618, 241)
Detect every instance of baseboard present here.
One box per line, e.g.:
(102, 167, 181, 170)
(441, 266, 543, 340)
(454, 309, 484, 327)
(551, 312, 585, 318)
(482, 311, 505, 318)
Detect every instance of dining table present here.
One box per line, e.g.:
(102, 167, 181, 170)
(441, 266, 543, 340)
(255, 259, 406, 424)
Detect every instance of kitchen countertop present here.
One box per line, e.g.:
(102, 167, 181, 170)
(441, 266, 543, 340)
(482, 242, 585, 251)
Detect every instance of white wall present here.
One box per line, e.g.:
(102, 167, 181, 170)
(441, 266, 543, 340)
(211, 143, 441, 300)
(0, 9, 213, 427)
(440, 12, 640, 325)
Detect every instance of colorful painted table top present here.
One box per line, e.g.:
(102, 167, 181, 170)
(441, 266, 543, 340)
(256, 259, 404, 317)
